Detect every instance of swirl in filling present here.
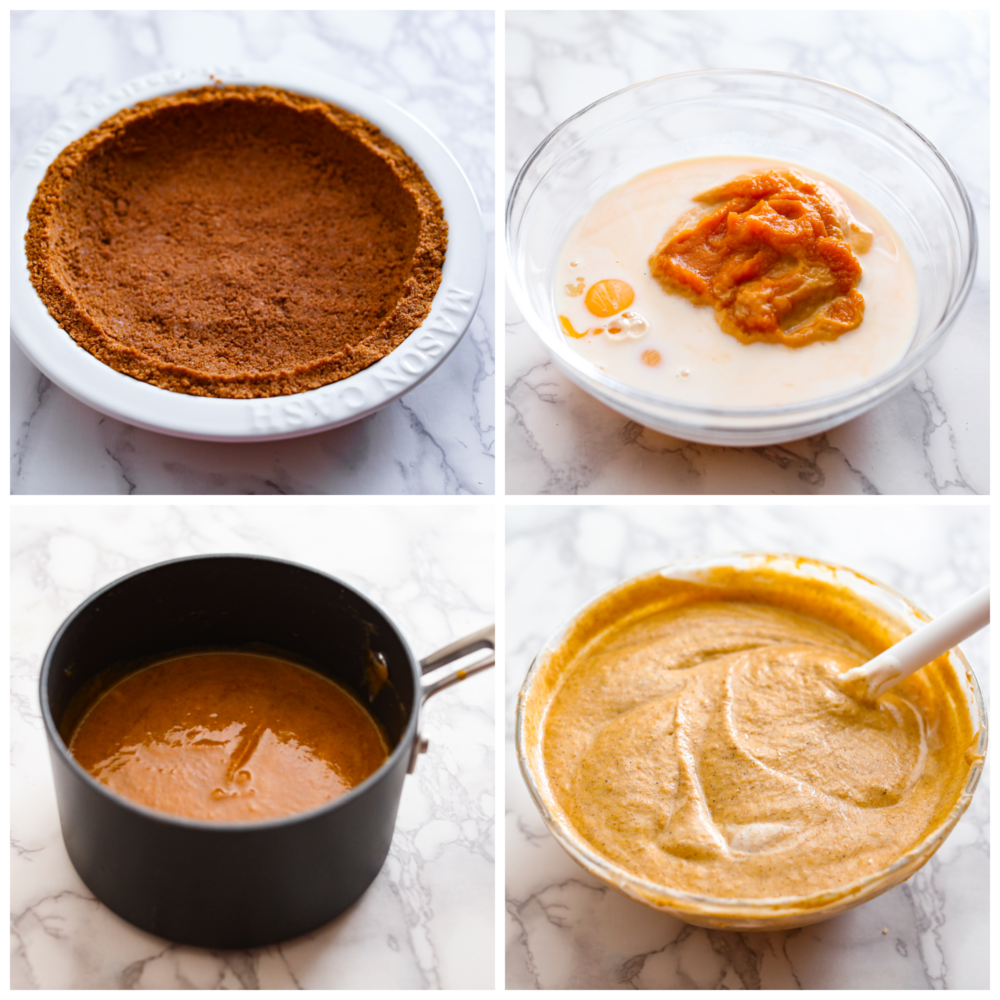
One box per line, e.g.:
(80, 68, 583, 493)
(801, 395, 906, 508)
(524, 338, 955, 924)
(541, 575, 975, 900)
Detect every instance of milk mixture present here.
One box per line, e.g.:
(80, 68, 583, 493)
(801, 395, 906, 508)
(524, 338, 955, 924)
(554, 157, 918, 409)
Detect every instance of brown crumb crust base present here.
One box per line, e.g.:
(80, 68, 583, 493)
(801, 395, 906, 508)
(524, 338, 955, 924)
(25, 85, 448, 398)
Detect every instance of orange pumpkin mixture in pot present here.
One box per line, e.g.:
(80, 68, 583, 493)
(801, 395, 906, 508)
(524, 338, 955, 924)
(69, 651, 388, 822)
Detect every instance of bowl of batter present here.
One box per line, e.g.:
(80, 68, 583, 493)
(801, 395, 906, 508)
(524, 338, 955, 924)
(506, 71, 976, 445)
(516, 553, 986, 929)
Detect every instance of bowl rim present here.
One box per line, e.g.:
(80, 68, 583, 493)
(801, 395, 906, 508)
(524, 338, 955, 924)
(40, 553, 423, 833)
(12, 64, 487, 442)
(505, 68, 978, 427)
(515, 551, 987, 921)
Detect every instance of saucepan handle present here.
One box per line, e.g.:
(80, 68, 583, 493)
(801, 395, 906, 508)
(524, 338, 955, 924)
(407, 624, 495, 773)
(420, 623, 495, 698)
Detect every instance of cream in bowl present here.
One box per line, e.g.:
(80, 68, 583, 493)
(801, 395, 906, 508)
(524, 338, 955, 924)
(506, 71, 977, 445)
(516, 554, 985, 929)
(554, 157, 918, 409)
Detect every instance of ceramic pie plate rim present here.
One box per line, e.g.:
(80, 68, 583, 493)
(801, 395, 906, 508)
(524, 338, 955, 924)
(11, 63, 486, 442)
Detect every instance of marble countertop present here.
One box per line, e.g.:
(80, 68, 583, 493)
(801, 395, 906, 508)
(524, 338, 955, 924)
(11, 10, 495, 495)
(505, 11, 988, 495)
(505, 505, 989, 988)
(11, 505, 494, 989)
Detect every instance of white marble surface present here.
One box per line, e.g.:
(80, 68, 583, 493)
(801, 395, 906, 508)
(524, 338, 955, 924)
(505, 11, 988, 495)
(505, 505, 989, 988)
(11, 10, 495, 495)
(11, 505, 495, 989)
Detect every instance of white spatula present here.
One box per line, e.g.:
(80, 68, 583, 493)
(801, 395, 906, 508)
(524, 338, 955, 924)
(838, 586, 989, 700)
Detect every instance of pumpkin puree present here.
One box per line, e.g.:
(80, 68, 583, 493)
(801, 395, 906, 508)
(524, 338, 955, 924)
(649, 170, 872, 347)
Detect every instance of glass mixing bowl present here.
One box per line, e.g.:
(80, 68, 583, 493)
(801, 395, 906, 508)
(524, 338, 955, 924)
(516, 553, 987, 930)
(506, 71, 977, 446)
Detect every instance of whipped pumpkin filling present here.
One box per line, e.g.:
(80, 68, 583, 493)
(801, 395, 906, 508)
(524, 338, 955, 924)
(538, 569, 975, 900)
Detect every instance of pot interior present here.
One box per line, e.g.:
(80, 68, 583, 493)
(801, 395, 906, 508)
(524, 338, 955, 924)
(46, 555, 414, 755)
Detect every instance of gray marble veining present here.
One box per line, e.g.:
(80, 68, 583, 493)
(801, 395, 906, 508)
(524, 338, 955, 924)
(505, 11, 988, 495)
(11, 506, 495, 989)
(11, 10, 495, 495)
(505, 504, 989, 988)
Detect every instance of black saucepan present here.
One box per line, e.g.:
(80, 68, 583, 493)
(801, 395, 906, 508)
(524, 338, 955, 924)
(40, 554, 494, 949)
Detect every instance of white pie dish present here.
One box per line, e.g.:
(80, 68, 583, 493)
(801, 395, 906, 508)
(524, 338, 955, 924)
(12, 64, 486, 442)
